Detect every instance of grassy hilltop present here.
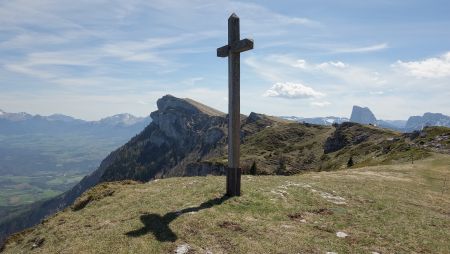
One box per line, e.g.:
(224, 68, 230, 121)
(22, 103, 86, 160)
(2, 153, 449, 253)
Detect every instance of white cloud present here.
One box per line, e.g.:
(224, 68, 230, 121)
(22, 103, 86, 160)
(314, 61, 386, 87)
(393, 52, 450, 78)
(181, 77, 204, 86)
(269, 55, 348, 71)
(311, 101, 331, 107)
(2, 34, 201, 83)
(4, 63, 55, 79)
(101, 36, 183, 64)
(293, 59, 307, 69)
(273, 13, 318, 26)
(257, 55, 385, 88)
(228, 1, 320, 29)
(316, 61, 348, 69)
(244, 56, 283, 82)
(332, 43, 388, 54)
(264, 82, 325, 99)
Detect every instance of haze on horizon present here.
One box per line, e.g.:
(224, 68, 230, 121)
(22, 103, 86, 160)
(0, 0, 449, 121)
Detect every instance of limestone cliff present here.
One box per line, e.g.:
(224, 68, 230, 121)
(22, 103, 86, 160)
(100, 95, 228, 181)
(349, 105, 377, 125)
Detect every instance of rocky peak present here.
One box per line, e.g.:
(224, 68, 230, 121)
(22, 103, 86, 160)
(155, 95, 224, 117)
(99, 95, 227, 181)
(246, 112, 265, 123)
(150, 95, 225, 140)
(350, 105, 377, 125)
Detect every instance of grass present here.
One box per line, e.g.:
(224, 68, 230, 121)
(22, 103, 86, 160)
(3, 153, 449, 253)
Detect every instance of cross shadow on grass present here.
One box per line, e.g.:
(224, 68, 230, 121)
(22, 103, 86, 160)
(125, 195, 230, 242)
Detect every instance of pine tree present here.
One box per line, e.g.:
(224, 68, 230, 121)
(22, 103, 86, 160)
(250, 161, 257, 175)
(347, 156, 354, 168)
(277, 155, 286, 175)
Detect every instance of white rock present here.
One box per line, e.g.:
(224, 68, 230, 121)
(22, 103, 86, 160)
(336, 231, 348, 238)
(175, 244, 190, 254)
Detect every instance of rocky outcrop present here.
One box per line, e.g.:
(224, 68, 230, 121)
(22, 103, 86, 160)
(350, 106, 377, 125)
(100, 95, 227, 181)
(324, 122, 370, 153)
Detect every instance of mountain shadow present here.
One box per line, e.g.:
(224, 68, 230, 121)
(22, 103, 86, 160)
(125, 195, 230, 242)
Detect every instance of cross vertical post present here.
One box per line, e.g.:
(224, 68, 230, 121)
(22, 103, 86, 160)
(217, 13, 254, 196)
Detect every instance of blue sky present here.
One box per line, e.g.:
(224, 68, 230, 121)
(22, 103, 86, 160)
(0, 0, 449, 120)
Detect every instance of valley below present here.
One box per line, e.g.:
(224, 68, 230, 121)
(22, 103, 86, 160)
(0, 113, 151, 227)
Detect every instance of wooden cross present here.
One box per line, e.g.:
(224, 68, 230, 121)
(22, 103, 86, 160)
(217, 13, 254, 196)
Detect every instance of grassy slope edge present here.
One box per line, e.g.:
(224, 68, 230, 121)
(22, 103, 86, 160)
(2, 153, 449, 254)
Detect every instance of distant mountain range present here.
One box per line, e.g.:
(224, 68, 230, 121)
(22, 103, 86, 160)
(404, 112, 450, 132)
(0, 109, 151, 135)
(281, 105, 449, 132)
(281, 116, 349, 125)
(0, 109, 152, 175)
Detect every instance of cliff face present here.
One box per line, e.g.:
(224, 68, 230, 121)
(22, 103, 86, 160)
(100, 95, 228, 181)
(350, 105, 377, 125)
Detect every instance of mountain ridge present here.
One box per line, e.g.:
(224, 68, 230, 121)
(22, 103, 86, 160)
(282, 106, 450, 132)
(1, 95, 449, 246)
(0, 110, 150, 126)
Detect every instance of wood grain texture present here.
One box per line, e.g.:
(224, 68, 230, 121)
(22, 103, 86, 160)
(217, 13, 253, 196)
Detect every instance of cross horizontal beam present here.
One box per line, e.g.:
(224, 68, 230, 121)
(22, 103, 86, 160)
(217, 38, 254, 57)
